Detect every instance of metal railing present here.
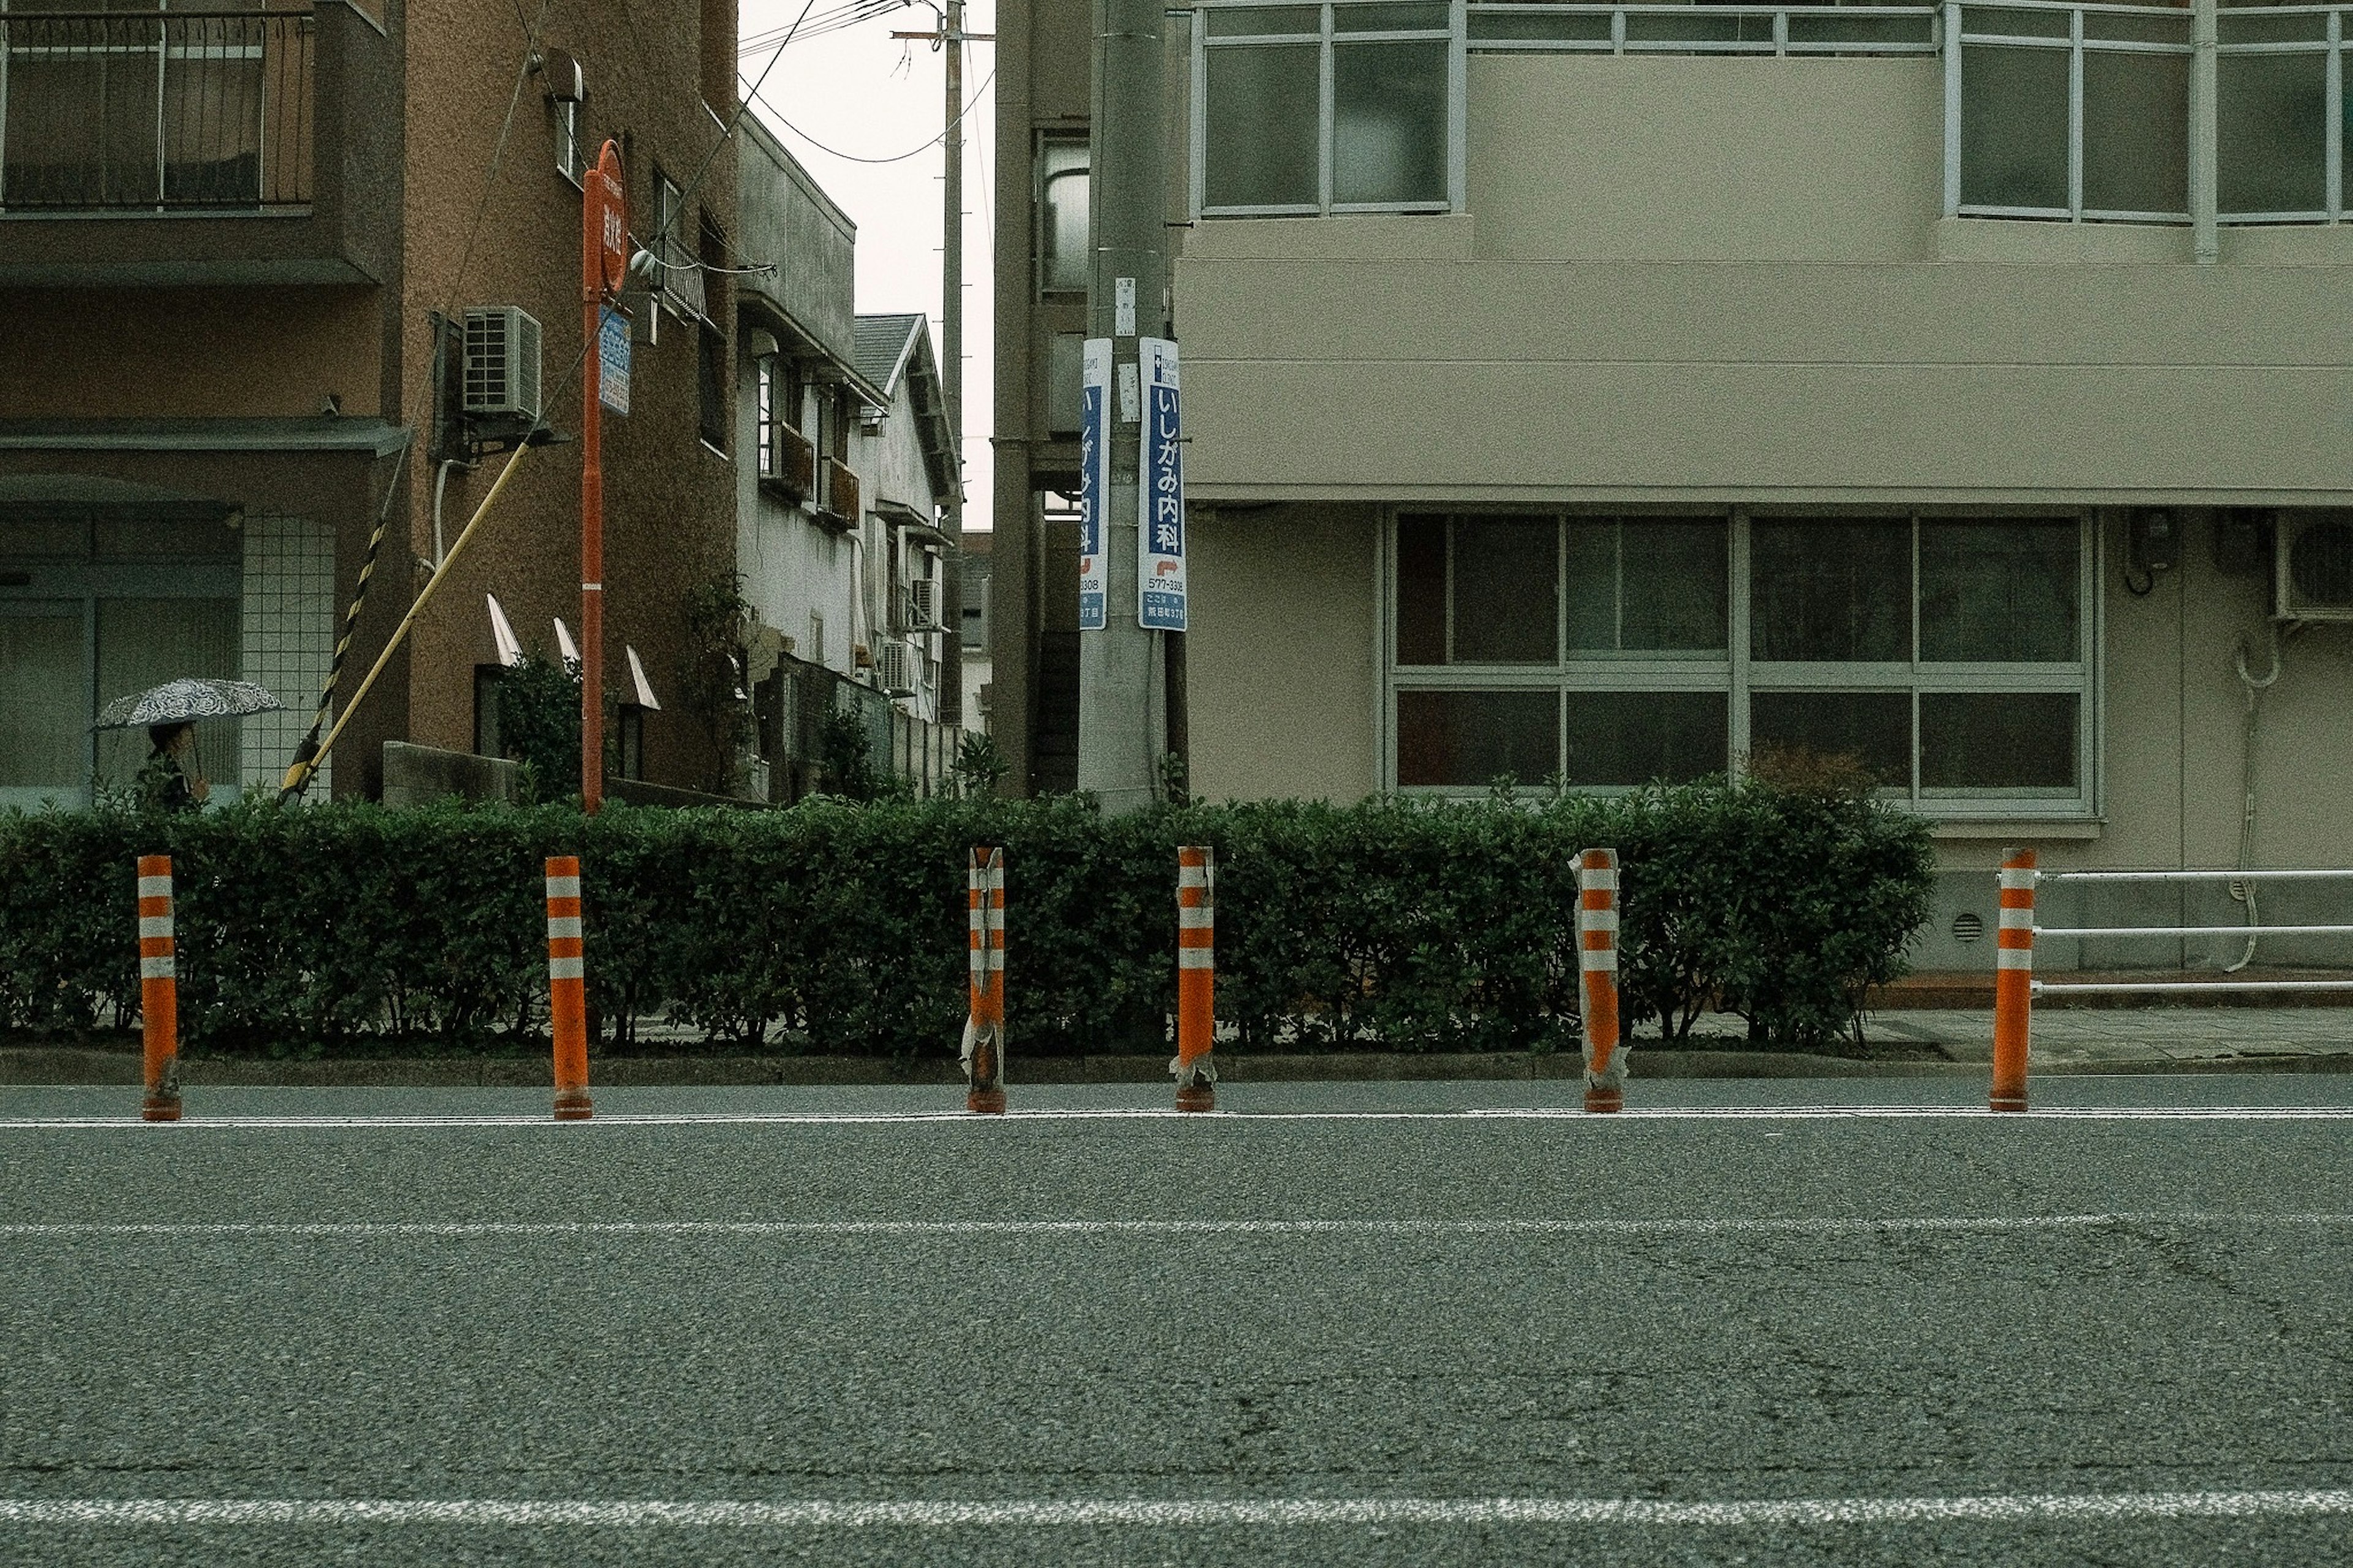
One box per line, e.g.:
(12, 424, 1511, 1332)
(2031, 868, 2353, 998)
(0, 7, 316, 212)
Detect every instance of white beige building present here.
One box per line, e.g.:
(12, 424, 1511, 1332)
(995, 0, 2353, 968)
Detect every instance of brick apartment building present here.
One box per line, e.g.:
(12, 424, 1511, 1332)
(1, 0, 743, 803)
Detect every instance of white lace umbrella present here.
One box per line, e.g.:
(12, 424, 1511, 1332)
(93, 678, 287, 730)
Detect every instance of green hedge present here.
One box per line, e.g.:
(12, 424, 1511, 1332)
(0, 783, 1933, 1057)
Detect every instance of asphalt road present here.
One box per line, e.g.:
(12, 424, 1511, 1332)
(3, 1076, 2351, 1566)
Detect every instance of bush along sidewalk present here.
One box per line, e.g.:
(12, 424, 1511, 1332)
(0, 781, 1933, 1058)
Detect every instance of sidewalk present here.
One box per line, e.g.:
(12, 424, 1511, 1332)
(8, 1006, 2353, 1087)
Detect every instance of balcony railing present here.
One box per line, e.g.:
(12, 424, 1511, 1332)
(819, 456, 860, 528)
(0, 6, 316, 212)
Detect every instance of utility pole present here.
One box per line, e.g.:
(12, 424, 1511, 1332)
(894, 4, 991, 724)
(1077, 0, 1166, 814)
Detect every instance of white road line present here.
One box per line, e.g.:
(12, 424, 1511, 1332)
(2, 1214, 2346, 1241)
(4, 1105, 2353, 1130)
(3, 1490, 2351, 1529)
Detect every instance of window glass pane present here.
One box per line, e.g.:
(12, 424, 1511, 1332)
(0, 519, 88, 556)
(1787, 13, 1934, 47)
(94, 597, 241, 794)
(1395, 513, 1446, 665)
(1040, 140, 1089, 294)
(1919, 520, 2079, 663)
(96, 516, 239, 559)
(1960, 45, 2069, 209)
(1206, 6, 1320, 37)
(1047, 332, 1083, 436)
(2083, 51, 2188, 213)
(1335, 2, 1449, 30)
(1750, 520, 1909, 662)
(1565, 519, 1727, 654)
(1967, 9, 2071, 40)
(1468, 10, 1610, 43)
(1396, 690, 1558, 787)
(1, 15, 161, 207)
(1205, 45, 1320, 207)
(1920, 692, 2078, 792)
(1750, 691, 1911, 789)
(1332, 40, 1447, 205)
(1563, 692, 1727, 786)
(2216, 13, 2329, 45)
(2219, 53, 2327, 214)
(0, 612, 85, 797)
(1452, 517, 1556, 664)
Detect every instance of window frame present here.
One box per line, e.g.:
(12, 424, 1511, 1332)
(1191, 0, 1468, 219)
(1380, 508, 2102, 820)
(1036, 131, 1091, 297)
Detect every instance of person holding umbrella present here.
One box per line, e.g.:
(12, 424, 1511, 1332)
(138, 722, 209, 813)
(93, 678, 287, 812)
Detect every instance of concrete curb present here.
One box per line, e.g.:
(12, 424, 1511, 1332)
(5, 1045, 2349, 1088)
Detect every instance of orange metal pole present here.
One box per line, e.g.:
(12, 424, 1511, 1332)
(963, 846, 1007, 1113)
(1175, 846, 1217, 1112)
(580, 161, 606, 814)
(137, 855, 180, 1123)
(1580, 847, 1624, 1113)
(1991, 847, 2037, 1112)
(547, 855, 593, 1120)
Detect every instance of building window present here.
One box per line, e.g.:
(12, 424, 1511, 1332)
(755, 355, 778, 477)
(553, 99, 583, 186)
(651, 173, 706, 319)
(699, 323, 728, 452)
(616, 704, 646, 779)
(1947, 4, 2352, 225)
(1194, 0, 1461, 218)
(1039, 134, 1089, 295)
(1386, 513, 2096, 817)
(474, 665, 506, 759)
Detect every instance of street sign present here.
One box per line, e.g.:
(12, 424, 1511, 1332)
(591, 140, 627, 301)
(598, 306, 630, 415)
(1077, 338, 1111, 632)
(1138, 338, 1186, 632)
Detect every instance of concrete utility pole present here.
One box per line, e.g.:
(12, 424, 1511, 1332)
(1078, 0, 1167, 813)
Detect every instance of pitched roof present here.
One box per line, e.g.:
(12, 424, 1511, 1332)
(851, 313, 926, 398)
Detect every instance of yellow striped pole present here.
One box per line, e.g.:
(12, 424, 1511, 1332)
(962, 847, 1007, 1113)
(547, 857, 593, 1121)
(1579, 847, 1624, 1114)
(1174, 846, 1217, 1112)
(137, 855, 181, 1123)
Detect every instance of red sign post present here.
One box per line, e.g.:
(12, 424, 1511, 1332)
(581, 140, 627, 812)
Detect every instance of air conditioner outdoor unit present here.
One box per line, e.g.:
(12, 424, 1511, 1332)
(879, 637, 917, 697)
(906, 577, 939, 631)
(2273, 513, 2353, 623)
(463, 306, 543, 420)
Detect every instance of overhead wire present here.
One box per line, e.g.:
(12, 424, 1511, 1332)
(743, 64, 996, 165)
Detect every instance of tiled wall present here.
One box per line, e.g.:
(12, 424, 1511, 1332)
(240, 513, 336, 795)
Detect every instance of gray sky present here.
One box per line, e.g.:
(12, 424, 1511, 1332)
(738, 0, 999, 532)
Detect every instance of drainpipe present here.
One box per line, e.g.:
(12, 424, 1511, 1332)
(2192, 0, 2219, 264)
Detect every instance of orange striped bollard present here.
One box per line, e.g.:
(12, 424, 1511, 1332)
(1991, 848, 2036, 1113)
(546, 856, 593, 1121)
(1579, 848, 1624, 1114)
(136, 855, 181, 1122)
(1173, 846, 1217, 1112)
(962, 847, 1007, 1114)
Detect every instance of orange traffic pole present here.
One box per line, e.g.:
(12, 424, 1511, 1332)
(1173, 846, 1217, 1112)
(136, 855, 181, 1123)
(1991, 848, 2037, 1113)
(1579, 847, 1624, 1113)
(962, 847, 1007, 1113)
(547, 856, 593, 1120)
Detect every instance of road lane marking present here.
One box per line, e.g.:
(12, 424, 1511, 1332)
(4, 1490, 2352, 1528)
(6, 1105, 2353, 1129)
(4, 1214, 2348, 1241)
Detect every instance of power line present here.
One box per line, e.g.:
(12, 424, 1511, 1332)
(742, 62, 995, 165)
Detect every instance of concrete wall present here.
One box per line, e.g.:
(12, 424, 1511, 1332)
(739, 119, 858, 366)
(1189, 504, 1379, 803)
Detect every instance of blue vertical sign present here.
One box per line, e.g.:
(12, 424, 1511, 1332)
(1137, 338, 1186, 632)
(598, 305, 631, 415)
(1077, 338, 1111, 631)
